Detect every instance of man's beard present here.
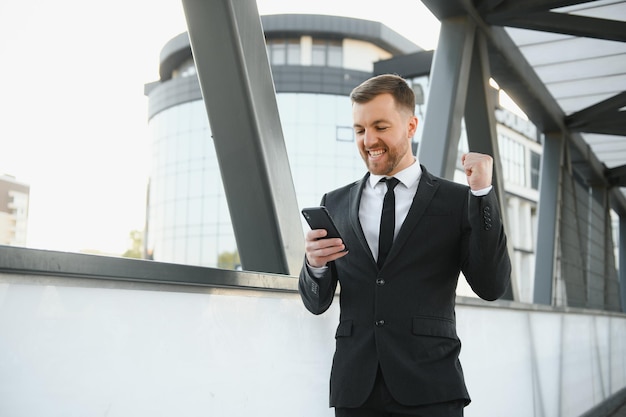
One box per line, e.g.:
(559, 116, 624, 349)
(361, 142, 408, 176)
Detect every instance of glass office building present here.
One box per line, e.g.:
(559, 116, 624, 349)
(144, 14, 542, 300)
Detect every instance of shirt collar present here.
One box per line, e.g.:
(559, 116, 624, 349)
(368, 158, 422, 189)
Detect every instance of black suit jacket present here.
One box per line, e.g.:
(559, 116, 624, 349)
(299, 166, 511, 408)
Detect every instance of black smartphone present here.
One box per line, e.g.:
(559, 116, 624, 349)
(301, 206, 347, 250)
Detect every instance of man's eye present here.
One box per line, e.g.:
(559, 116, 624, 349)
(355, 130, 364, 135)
(377, 126, 389, 131)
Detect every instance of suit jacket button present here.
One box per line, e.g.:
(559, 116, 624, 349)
(376, 278, 385, 286)
(375, 320, 385, 327)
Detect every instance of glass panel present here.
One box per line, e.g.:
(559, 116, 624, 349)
(269, 40, 286, 65)
(286, 39, 300, 65)
(311, 39, 326, 66)
(531, 151, 541, 190)
(336, 126, 354, 142)
(327, 40, 342, 67)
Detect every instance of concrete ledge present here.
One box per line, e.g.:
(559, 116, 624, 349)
(1, 245, 625, 319)
(0, 245, 297, 293)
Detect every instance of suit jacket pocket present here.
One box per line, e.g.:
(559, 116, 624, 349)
(335, 320, 353, 338)
(410, 317, 459, 361)
(411, 316, 457, 339)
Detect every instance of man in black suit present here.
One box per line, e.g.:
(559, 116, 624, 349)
(299, 74, 511, 417)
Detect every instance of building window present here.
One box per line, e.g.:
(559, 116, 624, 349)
(286, 39, 300, 65)
(499, 133, 526, 187)
(530, 150, 540, 190)
(267, 38, 300, 65)
(311, 39, 342, 68)
(336, 126, 353, 142)
(327, 40, 342, 67)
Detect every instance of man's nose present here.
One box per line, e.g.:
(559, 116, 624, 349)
(363, 129, 376, 146)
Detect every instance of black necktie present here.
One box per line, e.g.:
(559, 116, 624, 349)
(377, 177, 400, 269)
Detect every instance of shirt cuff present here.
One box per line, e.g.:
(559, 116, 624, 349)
(470, 185, 492, 197)
(306, 261, 328, 278)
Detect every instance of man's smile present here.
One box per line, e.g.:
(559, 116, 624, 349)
(368, 149, 386, 158)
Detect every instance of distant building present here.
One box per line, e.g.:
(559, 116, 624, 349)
(0, 175, 30, 246)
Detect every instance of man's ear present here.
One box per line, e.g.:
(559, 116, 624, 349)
(408, 115, 418, 138)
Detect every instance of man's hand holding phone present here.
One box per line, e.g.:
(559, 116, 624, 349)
(304, 229, 348, 268)
(302, 207, 349, 268)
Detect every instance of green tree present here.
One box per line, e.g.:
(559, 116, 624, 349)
(218, 250, 241, 270)
(122, 230, 143, 259)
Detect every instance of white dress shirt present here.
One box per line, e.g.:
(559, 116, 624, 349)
(360, 159, 422, 260)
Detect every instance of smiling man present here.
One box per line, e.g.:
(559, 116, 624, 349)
(299, 74, 511, 417)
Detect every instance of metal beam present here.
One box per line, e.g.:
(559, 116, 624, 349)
(464, 32, 505, 203)
(485, 26, 565, 134)
(464, 31, 517, 301)
(573, 116, 626, 136)
(181, 0, 303, 275)
(567, 91, 626, 126)
(621, 216, 626, 312)
(607, 165, 626, 188)
(534, 132, 564, 305)
(418, 16, 476, 179)
(489, 11, 626, 43)
(482, 0, 595, 19)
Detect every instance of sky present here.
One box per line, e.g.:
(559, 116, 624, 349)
(0, 0, 440, 255)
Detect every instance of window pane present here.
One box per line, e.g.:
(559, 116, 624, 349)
(271, 42, 286, 65)
(531, 151, 541, 190)
(286, 39, 300, 65)
(327, 41, 342, 67)
(312, 40, 326, 66)
(336, 126, 353, 142)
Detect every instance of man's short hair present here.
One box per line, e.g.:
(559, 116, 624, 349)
(350, 74, 416, 115)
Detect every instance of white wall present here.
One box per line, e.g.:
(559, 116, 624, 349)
(0, 273, 624, 417)
(458, 302, 626, 416)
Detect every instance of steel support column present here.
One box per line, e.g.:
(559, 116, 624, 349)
(464, 31, 517, 301)
(418, 17, 475, 179)
(617, 215, 626, 313)
(464, 33, 504, 204)
(181, 0, 303, 275)
(534, 132, 564, 305)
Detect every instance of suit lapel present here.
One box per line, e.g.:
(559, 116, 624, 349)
(384, 166, 439, 267)
(348, 173, 376, 264)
